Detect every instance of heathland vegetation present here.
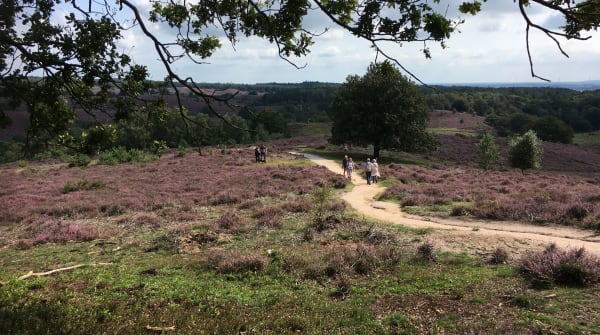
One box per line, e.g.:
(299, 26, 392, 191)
(2, 113, 600, 333)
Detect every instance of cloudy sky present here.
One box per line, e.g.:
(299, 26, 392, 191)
(109, 1, 600, 85)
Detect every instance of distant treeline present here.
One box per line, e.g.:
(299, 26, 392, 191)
(421, 86, 600, 143)
(238, 83, 600, 144)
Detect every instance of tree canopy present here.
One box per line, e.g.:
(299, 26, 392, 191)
(1, 0, 599, 151)
(329, 61, 436, 158)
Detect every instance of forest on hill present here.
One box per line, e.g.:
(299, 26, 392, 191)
(1, 81, 600, 162)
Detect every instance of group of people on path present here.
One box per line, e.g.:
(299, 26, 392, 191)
(254, 144, 267, 162)
(342, 155, 380, 184)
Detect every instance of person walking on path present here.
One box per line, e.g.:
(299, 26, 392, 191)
(347, 157, 355, 181)
(365, 158, 373, 185)
(259, 144, 267, 162)
(372, 159, 380, 183)
(342, 155, 348, 178)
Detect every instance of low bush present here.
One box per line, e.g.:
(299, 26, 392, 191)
(519, 243, 600, 288)
(415, 241, 436, 263)
(207, 250, 267, 274)
(62, 179, 105, 194)
(68, 153, 91, 168)
(98, 147, 155, 165)
(488, 247, 509, 265)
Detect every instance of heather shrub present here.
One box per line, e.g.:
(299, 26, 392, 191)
(207, 249, 267, 274)
(488, 247, 509, 265)
(253, 206, 284, 228)
(281, 198, 313, 213)
(325, 243, 379, 276)
(32, 223, 112, 244)
(214, 212, 246, 231)
(209, 193, 241, 206)
(519, 243, 600, 288)
(364, 225, 397, 245)
(238, 199, 263, 210)
(415, 241, 436, 263)
(450, 205, 471, 216)
(326, 200, 346, 212)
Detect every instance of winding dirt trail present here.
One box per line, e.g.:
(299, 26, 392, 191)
(301, 153, 600, 258)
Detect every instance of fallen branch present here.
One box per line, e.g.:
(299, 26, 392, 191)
(145, 325, 176, 332)
(18, 263, 113, 280)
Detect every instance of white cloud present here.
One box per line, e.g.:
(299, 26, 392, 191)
(101, 2, 600, 84)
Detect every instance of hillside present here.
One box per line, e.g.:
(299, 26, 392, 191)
(2, 136, 600, 333)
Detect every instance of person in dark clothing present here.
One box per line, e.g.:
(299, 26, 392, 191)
(255, 146, 261, 162)
(342, 155, 348, 177)
(259, 144, 267, 162)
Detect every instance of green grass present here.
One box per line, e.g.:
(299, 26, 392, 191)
(574, 130, 600, 144)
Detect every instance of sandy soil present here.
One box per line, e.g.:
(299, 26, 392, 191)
(301, 153, 600, 258)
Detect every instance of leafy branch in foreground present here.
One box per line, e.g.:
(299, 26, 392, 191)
(1, 0, 598, 151)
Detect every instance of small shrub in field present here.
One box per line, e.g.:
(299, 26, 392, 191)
(209, 193, 241, 206)
(415, 241, 436, 263)
(519, 243, 600, 288)
(477, 133, 501, 170)
(326, 200, 346, 212)
(450, 205, 470, 216)
(33, 223, 112, 244)
(208, 250, 267, 274)
(68, 153, 91, 168)
(214, 212, 246, 231)
(564, 203, 588, 221)
(331, 272, 352, 298)
(364, 225, 397, 245)
(256, 215, 283, 229)
(312, 185, 333, 224)
(62, 179, 105, 194)
(509, 130, 543, 173)
(488, 247, 509, 265)
(253, 206, 284, 228)
(281, 199, 313, 213)
(238, 199, 263, 210)
(99, 147, 155, 165)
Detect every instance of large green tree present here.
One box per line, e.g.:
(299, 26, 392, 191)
(329, 61, 436, 158)
(1, 0, 599, 151)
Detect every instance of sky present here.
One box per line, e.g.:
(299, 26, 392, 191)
(70, 1, 600, 85)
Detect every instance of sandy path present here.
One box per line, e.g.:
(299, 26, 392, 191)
(301, 153, 600, 257)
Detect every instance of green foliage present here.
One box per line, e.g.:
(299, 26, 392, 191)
(532, 116, 574, 144)
(98, 147, 156, 165)
(311, 184, 334, 225)
(330, 61, 436, 159)
(150, 140, 168, 157)
(68, 154, 91, 168)
(2, 0, 600, 156)
(476, 133, 501, 170)
(62, 179, 105, 194)
(509, 130, 543, 173)
(0, 141, 24, 163)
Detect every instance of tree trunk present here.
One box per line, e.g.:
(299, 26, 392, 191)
(373, 143, 380, 159)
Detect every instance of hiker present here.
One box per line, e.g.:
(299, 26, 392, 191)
(254, 146, 261, 162)
(259, 144, 267, 162)
(342, 155, 348, 177)
(365, 158, 373, 185)
(347, 157, 354, 181)
(372, 158, 380, 183)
